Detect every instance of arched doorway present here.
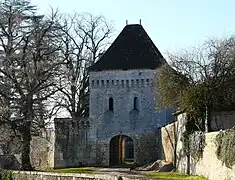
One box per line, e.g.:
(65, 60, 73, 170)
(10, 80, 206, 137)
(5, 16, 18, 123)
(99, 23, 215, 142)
(109, 135, 134, 166)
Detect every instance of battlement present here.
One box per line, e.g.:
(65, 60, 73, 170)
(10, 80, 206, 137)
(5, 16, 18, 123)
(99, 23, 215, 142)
(90, 78, 155, 89)
(54, 117, 91, 130)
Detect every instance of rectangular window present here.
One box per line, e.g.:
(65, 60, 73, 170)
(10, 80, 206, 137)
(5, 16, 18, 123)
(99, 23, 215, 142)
(134, 97, 138, 110)
(131, 79, 134, 86)
(136, 79, 139, 86)
(121, 80, 124, 87)
(146, 79, 149, 85)
(109, 97, 114, 111)
(141, 79, 144, 86)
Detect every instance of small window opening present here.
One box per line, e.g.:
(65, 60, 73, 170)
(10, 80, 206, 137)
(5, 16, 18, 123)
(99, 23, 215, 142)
(134, 97, 138, 110)
(141, 79, 144, 85)
(121, 80, 124, 87)
(91, 80, 95, 86)
(131, 79, 134, 85)
(97, 80, 99, 85)
(109, 97, 114, 111)
(146, 79, 149, 85)
(101, 80, 104, 86)
(136, 79, 139, 86)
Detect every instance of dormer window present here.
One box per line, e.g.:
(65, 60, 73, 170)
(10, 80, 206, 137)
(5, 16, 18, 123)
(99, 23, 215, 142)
(109, 97, 114, 111)
(134, 97, 138, 110)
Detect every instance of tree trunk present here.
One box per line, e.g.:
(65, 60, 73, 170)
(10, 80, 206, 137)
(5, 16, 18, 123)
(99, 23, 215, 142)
(186, 154, 190, 175)
(21, 122, 33, 170)
(71, 84, 76, 119)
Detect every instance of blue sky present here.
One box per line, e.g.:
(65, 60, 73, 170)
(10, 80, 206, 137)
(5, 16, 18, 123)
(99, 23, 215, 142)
(31, 0, 235, 55)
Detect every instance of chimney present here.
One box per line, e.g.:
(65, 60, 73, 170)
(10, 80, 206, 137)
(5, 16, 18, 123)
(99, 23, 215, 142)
(139, 19, 141, 25)
(126, 20, 128, 25)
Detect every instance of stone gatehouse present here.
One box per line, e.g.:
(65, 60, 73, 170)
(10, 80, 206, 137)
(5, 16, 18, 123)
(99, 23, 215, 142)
(54, 23, 174, 168)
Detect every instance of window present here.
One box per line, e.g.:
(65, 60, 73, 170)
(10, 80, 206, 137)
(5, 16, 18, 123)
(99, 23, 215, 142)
(136, 79, 139, 86)
(109, 97, 114, 111)
(121, 80, 124, 87)
(131, 79, 134, 85)
(134, 97, 138, 110)
(146, 79, 149, 85)
(141, 79, 144, 85)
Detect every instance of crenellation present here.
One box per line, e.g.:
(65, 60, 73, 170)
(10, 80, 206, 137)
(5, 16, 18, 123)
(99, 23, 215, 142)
(90, 77, 155, 89)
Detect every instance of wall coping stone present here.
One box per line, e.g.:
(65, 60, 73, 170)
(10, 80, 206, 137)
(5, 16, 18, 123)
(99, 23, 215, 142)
(12, 170, 148, 180)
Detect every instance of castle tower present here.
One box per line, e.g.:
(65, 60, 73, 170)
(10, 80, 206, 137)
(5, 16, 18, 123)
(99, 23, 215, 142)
(88, 24, 174, 166)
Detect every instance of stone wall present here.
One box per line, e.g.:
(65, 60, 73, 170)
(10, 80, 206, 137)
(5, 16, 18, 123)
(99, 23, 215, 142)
(134, 132, 160, 165)
(30, 129, 55, 170)
(161, 113, 186, 163)
(89, 69, 174, 132)
(161, 112, 235, 180)
(95, 131, 163, 166)
(54, 118, 96, 168)
(0, 125, 55, 170)
(12, 170, 146, 180)
(211, 110, 235, 131)
(53, 68, 174, 168)
(177, 131, 235, 180)
(89, 69, 174, 166)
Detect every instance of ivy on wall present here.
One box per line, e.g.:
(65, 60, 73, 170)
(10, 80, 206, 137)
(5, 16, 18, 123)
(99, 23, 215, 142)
(181, 121, 206, 161)
(215, 127, 235, 168)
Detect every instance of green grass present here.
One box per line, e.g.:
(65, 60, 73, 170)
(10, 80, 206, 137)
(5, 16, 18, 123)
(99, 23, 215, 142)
(48, 167, 96, 173)
(147, 172, 207, 180)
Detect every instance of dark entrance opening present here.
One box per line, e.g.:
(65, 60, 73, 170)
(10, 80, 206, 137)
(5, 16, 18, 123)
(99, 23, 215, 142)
(109, 135, 134, 166)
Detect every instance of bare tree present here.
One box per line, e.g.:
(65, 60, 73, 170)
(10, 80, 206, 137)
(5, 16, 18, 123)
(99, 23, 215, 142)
(0, 0, 63, 170)
(57, 13, 113, 118)
(157, 37, 235, 131)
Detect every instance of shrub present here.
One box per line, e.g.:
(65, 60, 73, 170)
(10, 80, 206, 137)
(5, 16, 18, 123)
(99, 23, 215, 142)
(0, 169, 14, 180)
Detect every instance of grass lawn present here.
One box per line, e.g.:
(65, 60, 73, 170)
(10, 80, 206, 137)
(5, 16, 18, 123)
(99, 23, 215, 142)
(147, 172, 207, 180)
(48, 167, 96, 173)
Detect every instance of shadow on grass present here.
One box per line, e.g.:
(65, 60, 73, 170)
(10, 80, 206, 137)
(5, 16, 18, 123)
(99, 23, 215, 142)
(147, 172, 207, 180)
(47, 167, 96, 173)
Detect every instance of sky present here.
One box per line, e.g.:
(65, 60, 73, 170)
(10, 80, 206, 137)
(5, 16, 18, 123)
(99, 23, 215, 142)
(31, 0, 235, 56)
